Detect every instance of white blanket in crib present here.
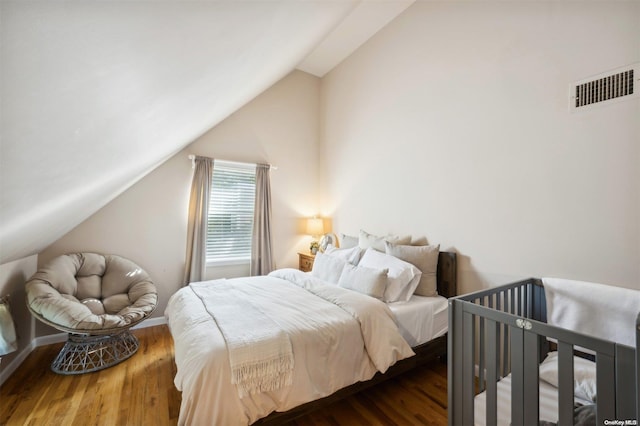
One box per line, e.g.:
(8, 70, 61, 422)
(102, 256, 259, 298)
(542, 277, 640, 347)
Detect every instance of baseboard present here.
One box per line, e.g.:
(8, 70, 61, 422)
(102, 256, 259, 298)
(34, 332, 67, 347)
(0, 316, 168, 386)
(31, 316, 168, 346)
(0, 341, 36, 386)
(132, 316, 167, 329)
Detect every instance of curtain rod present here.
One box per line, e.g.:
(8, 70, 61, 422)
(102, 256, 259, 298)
(187, 154, 278, 170)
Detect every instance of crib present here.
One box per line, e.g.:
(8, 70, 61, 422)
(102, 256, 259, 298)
(448, 278, 639, 426)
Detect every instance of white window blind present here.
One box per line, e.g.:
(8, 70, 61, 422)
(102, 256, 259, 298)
(206, 160, 256, 264)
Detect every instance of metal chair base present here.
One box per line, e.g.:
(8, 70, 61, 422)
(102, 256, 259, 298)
(51, 330, 139, 375)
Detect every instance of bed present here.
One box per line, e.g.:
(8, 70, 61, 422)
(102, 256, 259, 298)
(448, 277, 640, 426)
(166, 244, 456, 425)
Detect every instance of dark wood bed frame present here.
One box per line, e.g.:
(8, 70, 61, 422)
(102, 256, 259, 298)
(255, 251, 457, 425)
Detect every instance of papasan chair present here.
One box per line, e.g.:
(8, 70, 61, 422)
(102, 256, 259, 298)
(25, 253, 158, 375)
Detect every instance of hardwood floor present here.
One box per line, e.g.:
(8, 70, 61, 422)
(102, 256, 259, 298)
(0, 325, 448, 425)
(290, 361, 448, 426)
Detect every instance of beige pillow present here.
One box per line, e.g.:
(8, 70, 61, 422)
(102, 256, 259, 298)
(339, 233, 359, 249)
(410, 236, 429, 246)
(385, 242, 440, 297)
(359, 229, 411, 252)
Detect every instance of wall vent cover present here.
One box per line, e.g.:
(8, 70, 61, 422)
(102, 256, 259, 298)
(570, 63, 639, 111)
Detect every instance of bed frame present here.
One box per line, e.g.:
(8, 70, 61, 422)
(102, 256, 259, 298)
(256, 251, 457, 425)
(448, 278, 640, 426)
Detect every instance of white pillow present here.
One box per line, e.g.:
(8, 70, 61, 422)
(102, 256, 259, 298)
(324, 245, 363, 265)
(339, 233, 359, 249)
(338, 264, 388, 299)
(538, 351, 597, 402)
(311, 252, 347, 284)
(385, 242, 440, 297)
(358, 248, 421, 302)
(358, 229, 411, 252)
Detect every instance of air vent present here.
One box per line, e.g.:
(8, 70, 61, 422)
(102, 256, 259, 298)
(570, 63, 639, 111)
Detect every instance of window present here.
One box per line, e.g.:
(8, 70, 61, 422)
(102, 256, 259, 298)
(206, 160, 256, 265)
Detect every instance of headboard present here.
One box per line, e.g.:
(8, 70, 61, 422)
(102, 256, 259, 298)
(437, 251, 457, 298)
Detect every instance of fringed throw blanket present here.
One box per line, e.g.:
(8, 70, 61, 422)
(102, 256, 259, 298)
(189, 280, 294, 396)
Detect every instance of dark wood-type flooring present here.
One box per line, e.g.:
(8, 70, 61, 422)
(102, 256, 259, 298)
(0, 325, 447, 425)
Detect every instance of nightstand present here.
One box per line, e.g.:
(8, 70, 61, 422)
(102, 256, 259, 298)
(298, 252, 315, 272)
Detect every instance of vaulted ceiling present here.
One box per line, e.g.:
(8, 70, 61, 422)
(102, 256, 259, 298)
(0, 1, 413, 265)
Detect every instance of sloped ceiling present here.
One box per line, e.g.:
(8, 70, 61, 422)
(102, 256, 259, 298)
(298, 0, 413, 77)
(0, 0, 412, 265)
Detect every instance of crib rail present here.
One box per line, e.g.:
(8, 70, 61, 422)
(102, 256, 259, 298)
(448, 279, 639, 426)
(450, 279, 547, 394)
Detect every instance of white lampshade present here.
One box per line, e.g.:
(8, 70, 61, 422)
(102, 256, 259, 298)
(306, 217, 324, 237)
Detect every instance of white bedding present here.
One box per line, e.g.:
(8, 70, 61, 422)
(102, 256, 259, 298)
(165, 268, 414, 425)
(474, 374, 593, 426)
(388, 294, 448, 347)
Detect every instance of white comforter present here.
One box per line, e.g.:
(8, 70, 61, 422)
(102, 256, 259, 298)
(165, 268, 414, 425)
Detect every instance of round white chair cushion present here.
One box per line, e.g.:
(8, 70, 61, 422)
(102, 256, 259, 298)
(26, 253, 157, 334)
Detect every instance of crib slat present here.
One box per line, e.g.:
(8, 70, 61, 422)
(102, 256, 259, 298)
(495, 293, 506, 378)
(505, 289, 513, 377)
(615, 344, 636, 420)
(510, 326, 524, 425)
(510, 287, 516, 314)
(502, 316, 510, 378)
(523, 330, 539, 425)
(596, 353, 616, 425)
(526, 283, 533, 318)
(632, 313, 640, 420)
(448, 299, 464, 426)
(533, 282, 546, 322)
(479, 297, 485, 392)
(557, 342, 574, 426)
(533, 283, 549, 361)
(462, 311, 475, 426)
(485, 318, 499, 426)
(636, 313, 640, 425)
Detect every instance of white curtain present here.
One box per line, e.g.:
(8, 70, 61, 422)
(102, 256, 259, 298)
(183, 156, 213, 285)
(250, 164, 274, 276)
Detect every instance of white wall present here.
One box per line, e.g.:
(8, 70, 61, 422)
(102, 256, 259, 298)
(0, 255, 37, 382)
(320, 1, 640, 294)
(39, 70, 321, 333)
